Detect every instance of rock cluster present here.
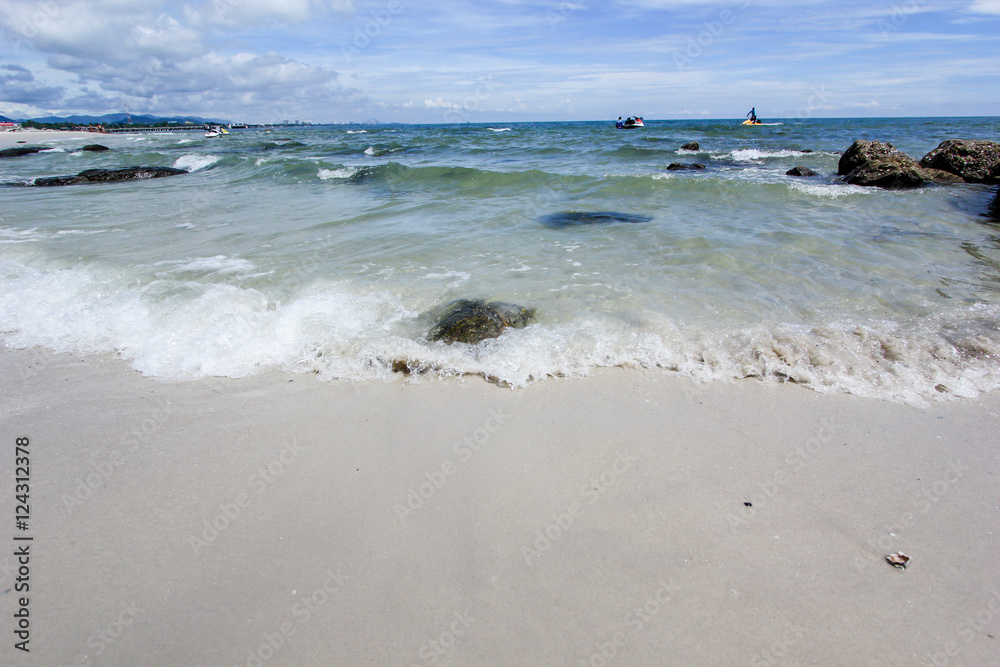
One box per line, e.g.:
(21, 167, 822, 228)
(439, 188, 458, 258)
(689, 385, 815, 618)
(838, 139, 1000, 189)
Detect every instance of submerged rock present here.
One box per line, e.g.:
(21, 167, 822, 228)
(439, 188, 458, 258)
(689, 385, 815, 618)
(539, 211, 652, 228)
(429, 299, 536, 345)
(989, 187, 1000, 220)
(666, 162, 706, 171)
(680, 141, 700, 151)
(31, 166, 188, 187)
(920, 139, 1000, 184)
(0, 146, 42, 158)
(786, 166, 817, 177)
(80, 144, 110, 152)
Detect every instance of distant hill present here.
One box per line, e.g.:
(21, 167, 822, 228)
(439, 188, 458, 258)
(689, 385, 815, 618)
(0, 114, 15, 123)
(22, 113, 230, 125)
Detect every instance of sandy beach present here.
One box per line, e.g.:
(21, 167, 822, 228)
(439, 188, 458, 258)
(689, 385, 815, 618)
(0, 130, 101, 147)
(1, 347, 998, 665)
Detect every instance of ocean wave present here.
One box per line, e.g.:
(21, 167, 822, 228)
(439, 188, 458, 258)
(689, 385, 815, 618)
(724, 149, 811, 161)
(787, 181, 873, 198)
(173, 154, 221, 171)
(2, 257, 998, 403)
(318, 166, 362, 180)
(154, 255, 257, 276)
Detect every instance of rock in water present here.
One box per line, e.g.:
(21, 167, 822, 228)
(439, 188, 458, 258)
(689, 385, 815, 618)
(666, 163, 706, 171)
(32, 166, 188, 187)
(837, 140, 902, 175)
(81, 144, 110, 152)
(838, 140, 964, 189)
(680, 141, 700, 151)
(920, 139, 1000, 184)
(786, 166, 817, 177)
(429, 299, 536, 345)
(0, 146, 42, 158)
(539, 211, 652, 229)
(990, 187, 1000, 220)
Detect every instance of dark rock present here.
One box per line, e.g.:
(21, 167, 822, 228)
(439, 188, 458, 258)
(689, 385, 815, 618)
(990, 187, 1000, 220)
(0, 146, 42, 158)
(32, 166, 188, 187)
(919, 139, 1000, 184)
(429, 299, 536, 345)
(81, 144, 110, 152)
(666, 162, 706, 171)
(801, 149, 814, 153)
(844, 156, 926, 189)
(837, 140, 903, 176)
(680, 141, 700, 151)
(540, 211, 652, 229)
(786, 166, 817, 177)
(838, 140, 965, 189)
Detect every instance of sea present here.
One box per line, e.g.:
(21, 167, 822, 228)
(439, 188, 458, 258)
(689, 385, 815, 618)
(2, 117, 999, 403)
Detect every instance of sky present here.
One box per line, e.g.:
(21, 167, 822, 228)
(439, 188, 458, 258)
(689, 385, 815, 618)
(0, 0, 998, 123)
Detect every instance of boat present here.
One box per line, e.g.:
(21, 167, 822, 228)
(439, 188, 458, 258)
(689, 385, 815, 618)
(204, 125, 229, 138)
(616, 116, 645, 129)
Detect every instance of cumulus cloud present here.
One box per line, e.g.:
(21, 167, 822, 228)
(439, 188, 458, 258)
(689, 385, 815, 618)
(0, 0, 365, 120)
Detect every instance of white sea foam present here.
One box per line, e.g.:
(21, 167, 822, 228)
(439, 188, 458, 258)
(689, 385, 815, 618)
(318, 167, 360, 180)
(726, 149, 809, 161)
(2, 256, 998, 402)
(488, 128, 512, 132)
(347, 130, 367, 134)
(788, 181, 873, 198)
(364, 146, 376, 156)
(173, 154, 220, 171)
(155, 255, 256, 275)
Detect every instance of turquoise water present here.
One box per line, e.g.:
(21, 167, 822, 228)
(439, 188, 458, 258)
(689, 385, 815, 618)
(1, 118, 998, 402)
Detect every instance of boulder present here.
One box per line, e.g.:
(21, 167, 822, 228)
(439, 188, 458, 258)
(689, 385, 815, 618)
(0, 146, 42, 158)
(680, 141, 700, 151)
(32, 166, 188, 187)
(920, 139, 1000, 184)
(429, 299, 536, 345)
(666, 162, 706, 171)
(990, 187, 1000, 220)
(837, 140, 903, 176)
(786, 166, 817, 177)
(81, 144, 110, 152)
(843, 155, 962, 190)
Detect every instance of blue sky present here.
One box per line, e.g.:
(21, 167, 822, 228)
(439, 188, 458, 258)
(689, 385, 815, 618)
(1, 0, 998, 123)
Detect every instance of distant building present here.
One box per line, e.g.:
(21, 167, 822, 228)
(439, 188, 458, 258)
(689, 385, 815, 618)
(0, 121, 20, 130)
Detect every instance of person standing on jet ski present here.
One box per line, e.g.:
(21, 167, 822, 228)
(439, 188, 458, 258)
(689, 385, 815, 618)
(747, 107, 757, 123)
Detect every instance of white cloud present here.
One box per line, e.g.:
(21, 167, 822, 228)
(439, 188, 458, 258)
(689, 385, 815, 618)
(968, 0, 1000, 13)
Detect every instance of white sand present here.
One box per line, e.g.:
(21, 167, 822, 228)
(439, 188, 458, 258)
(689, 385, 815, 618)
(1, 348, 999, 665)
(0, 130, 98, 146)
